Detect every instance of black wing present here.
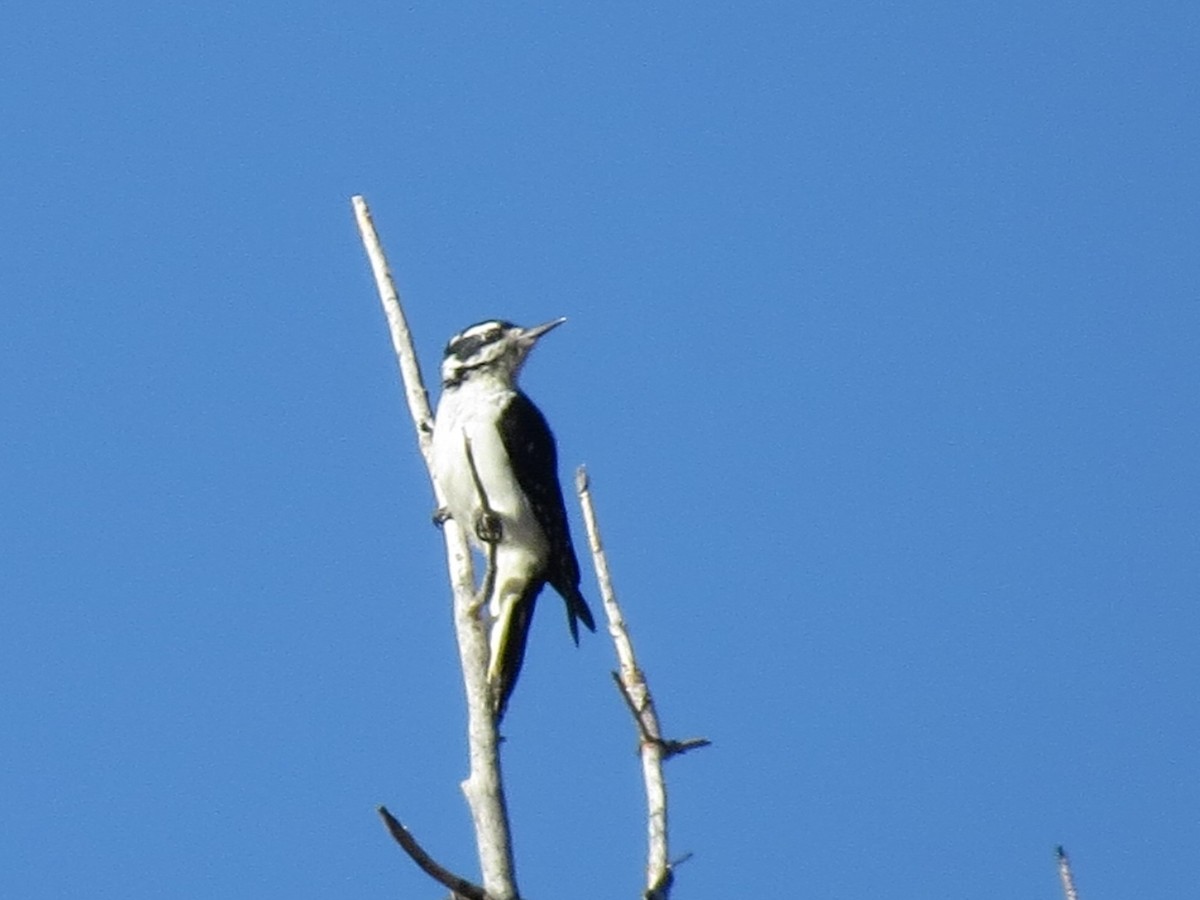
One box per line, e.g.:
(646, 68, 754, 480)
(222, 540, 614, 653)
(497, 391, 596, 642)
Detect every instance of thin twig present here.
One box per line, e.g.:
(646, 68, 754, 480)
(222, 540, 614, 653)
(463, 435, 499, 615)
(611, 671, 652, 741)
(353, 196, 519, 900)
(377, 807, 490, 900)
(463, 434, 500, 718)
(1056, 845, 1080, 900)
(661, 736, 712, 757)
(576, 466, 708, 899)
(611, 673, 710, 759)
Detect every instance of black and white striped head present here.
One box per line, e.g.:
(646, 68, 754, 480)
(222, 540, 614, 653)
(440, 318, 566, 387)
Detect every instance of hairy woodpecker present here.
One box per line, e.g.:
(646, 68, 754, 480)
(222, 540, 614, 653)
(431, 318, 596, 720)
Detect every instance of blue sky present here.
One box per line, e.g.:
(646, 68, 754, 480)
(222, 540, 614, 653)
(2, 3, 1197, 897)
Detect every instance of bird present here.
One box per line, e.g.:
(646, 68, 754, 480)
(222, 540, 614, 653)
(431, 317, 596, 720)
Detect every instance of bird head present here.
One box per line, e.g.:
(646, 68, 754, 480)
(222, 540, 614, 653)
(440, 318, 565, 387)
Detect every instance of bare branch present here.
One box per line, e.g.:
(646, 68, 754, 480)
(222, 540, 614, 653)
(463, 435, 499, 618)
(377, 807, 490, 900)
(610, 673, 711, 760)
(610, 671, 653, 741)
(576, 466, 709, 899)
(350, 197, 437, 461)
(1056, 845, 1080, 900)
(662, 736, 712, 757)
(353, 196, 519, 900)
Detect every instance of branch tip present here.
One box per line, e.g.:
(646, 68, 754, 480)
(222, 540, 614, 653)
(377, 806, 490, 900)
(1055, 843, 1079, 900)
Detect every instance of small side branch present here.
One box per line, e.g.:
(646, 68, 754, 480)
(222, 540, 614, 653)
(378, 807, 490, 900)
(576, 466, 709, 899)
(1056, 845, 1080, 900)
(612, 673, 712, 759)
(463, 435, 500, 615)
(353, 196, 518, 900)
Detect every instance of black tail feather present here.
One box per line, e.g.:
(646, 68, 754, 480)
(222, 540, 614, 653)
(562, 584, 596, 645)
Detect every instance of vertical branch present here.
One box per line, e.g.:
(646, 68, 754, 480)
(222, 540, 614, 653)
(574, 466, 671, 897)
(352, 195, 518, 900)
(1056, 846, 1080, 900)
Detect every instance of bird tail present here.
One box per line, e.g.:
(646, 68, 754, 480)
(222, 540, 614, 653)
(562, 583, 596, 645)
(487, 585, 539, 722)
(487, 581, 596, 721)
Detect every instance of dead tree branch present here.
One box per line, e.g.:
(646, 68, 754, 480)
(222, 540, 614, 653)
(463, 435, 500, 621)
(352, 195, 519, 900)
(611, 672, 712, 759)
(377, 807, 489, 900)
(575, 466, 709, 899)
(1056, 845, 1080, 900)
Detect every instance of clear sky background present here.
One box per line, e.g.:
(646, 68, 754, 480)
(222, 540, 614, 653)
(2, 3, 1197, 898)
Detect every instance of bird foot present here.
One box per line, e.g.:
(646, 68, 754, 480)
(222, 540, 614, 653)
(432, 506, 451, 527)
(475, 510, 503, 544)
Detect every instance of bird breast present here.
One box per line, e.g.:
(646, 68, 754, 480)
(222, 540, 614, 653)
(432, 385, 549, 559)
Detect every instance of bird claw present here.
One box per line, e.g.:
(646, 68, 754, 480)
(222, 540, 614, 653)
(475, 510, 503, 544)
(432, 507, 451, 527)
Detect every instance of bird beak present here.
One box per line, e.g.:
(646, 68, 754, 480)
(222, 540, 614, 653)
(521, 317, 567, 342)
